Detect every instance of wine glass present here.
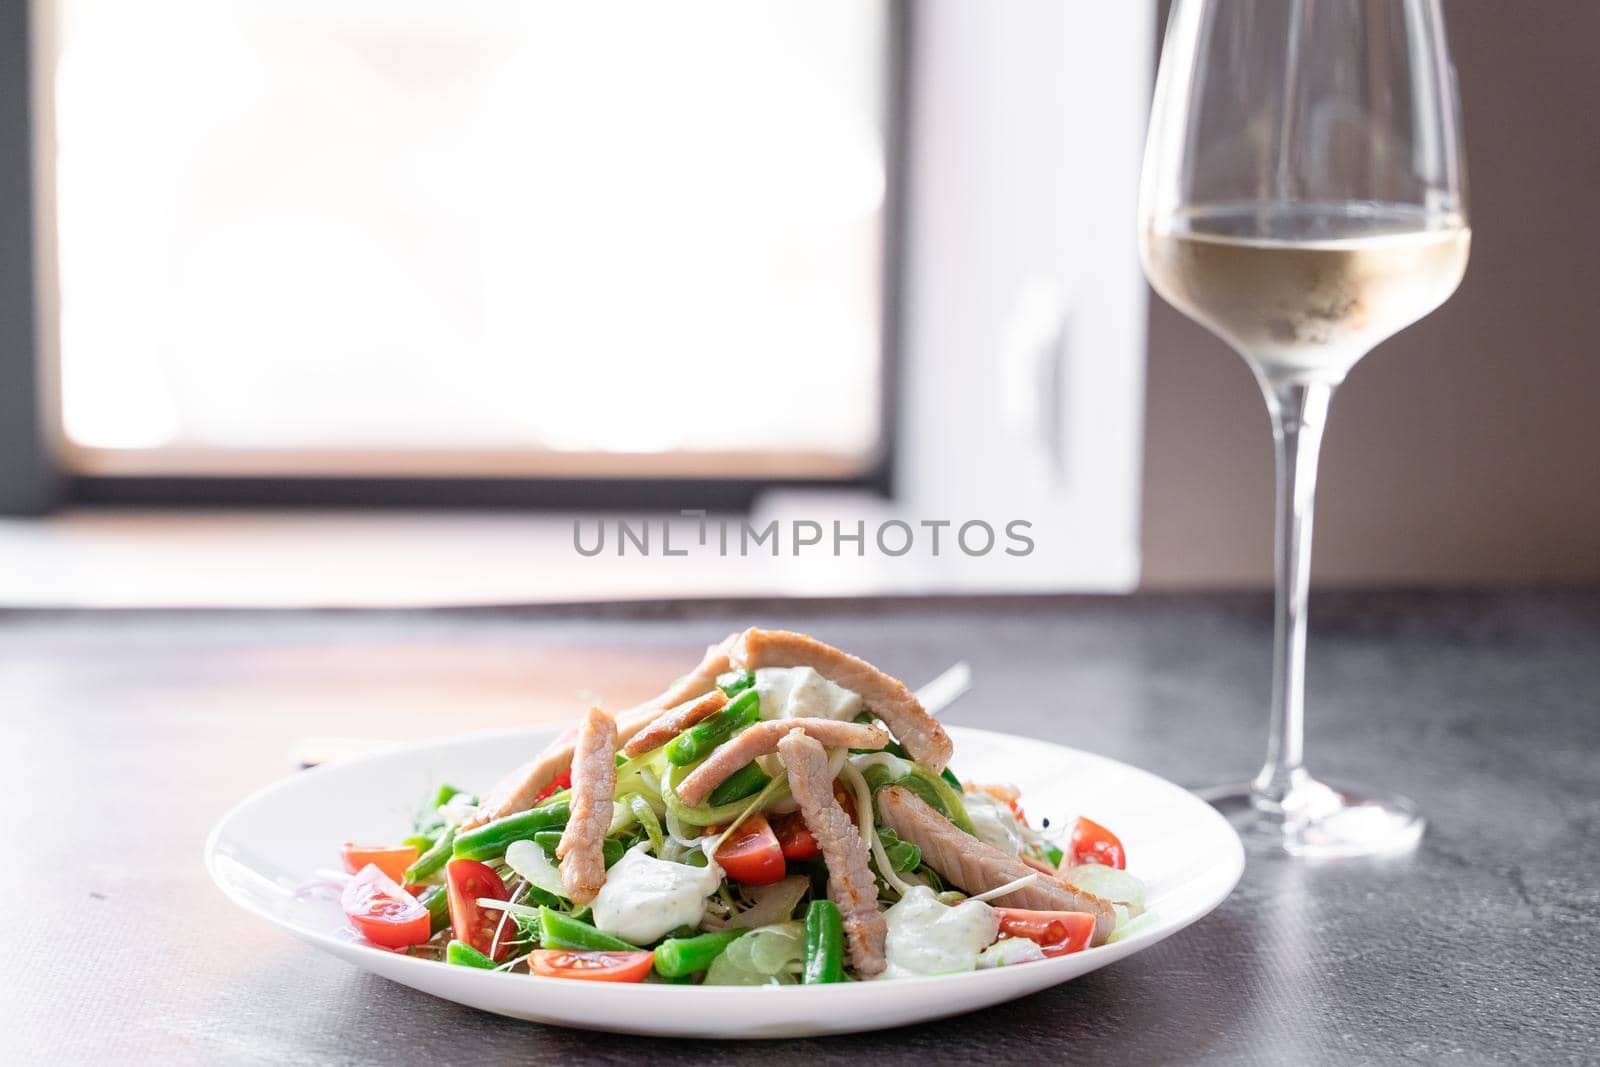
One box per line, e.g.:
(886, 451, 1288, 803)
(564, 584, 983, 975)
(1139, 0, 1469, 857)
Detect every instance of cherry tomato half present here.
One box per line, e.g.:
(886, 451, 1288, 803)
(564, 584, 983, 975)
(341, 864, 432, 949)
(770, 782, 858, 861)
(770, 811, 820, 861)
(1069, 817, 1126, 869)
(992, 908, 1097, 957)
(340, 843, 418, 886)
(530, 949, 655, 983)
(713, 814, 786, 885)
(446, 858, 512, 961)
(533, 768, 573, 806)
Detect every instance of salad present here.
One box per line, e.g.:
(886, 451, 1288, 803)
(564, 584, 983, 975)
(333, 628, 1152, 984)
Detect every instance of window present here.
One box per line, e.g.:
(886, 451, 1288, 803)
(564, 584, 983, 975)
(9, 2, 1154, 600)
(35, 0, 898, 498)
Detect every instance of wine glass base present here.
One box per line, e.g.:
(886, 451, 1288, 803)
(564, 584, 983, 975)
(1197, 778, 1425, 859)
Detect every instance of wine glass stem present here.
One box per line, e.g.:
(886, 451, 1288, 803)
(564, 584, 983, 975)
(1252, 376, 1335, 809)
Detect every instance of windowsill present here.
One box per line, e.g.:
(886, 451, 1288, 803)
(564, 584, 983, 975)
(0, 498, 1137, 608)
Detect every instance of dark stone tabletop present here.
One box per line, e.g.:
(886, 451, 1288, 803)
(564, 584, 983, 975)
(8, 590, 1597, 1064)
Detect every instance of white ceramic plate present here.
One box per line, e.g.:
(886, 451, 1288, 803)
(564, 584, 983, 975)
(207, 725, 1243, 1039)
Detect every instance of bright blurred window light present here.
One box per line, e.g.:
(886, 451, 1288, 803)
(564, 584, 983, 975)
(46, 0, 890, 477)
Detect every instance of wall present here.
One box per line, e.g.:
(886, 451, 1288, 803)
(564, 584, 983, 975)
(1140, 1, 1600, 586)
(895, 0, 1151, 592)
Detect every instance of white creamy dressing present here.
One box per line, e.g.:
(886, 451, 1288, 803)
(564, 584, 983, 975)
(753, 667, 865, 722)
(963, 792, 1026, 855)
(879, 885, 999, 978)
(589, 843, 723, 944)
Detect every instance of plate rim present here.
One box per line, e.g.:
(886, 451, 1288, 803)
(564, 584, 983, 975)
(205, 723, 1245, 1000)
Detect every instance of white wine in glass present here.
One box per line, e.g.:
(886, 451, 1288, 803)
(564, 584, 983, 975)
(1140, 0, 1470, 857)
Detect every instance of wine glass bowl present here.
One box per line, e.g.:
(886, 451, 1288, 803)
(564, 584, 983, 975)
(1142, 203, 1469, 386)
(1139, 0, 1469, 857)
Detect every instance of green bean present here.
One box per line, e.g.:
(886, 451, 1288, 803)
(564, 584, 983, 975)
(431, 783, 465, 808)
(803, 900, 845, 984)
(529, 830, 625, 869)
(666, 689, 762, 766)
(446, 940, 498, 969)
(416, 883, 451, 934)
(708, 761, 771, 806)
(662, 761, 789, 827)
(537, 906, 639, 952)
(940, 767, 962, 790)
(404, 826, 456, 884)
(451, 801, 570, 862)
(716, 669, 756, 697)
(530, 829, 564, 861)
(522, 884, 565, 911)
(653, 930, 746, 978)
(402, 833, 436, 853)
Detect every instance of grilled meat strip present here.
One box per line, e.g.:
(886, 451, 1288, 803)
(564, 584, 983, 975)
(778, 729, 887, 976)
(675, 718, 889, 807)
(730, 628, 953, 773)
(621, 689, 729, 758)
(555, 707, 618, 905)
(877, 785, 1117, 944)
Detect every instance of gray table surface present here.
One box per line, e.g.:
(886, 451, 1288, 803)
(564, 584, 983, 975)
(8, 591, 1598, 1065)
